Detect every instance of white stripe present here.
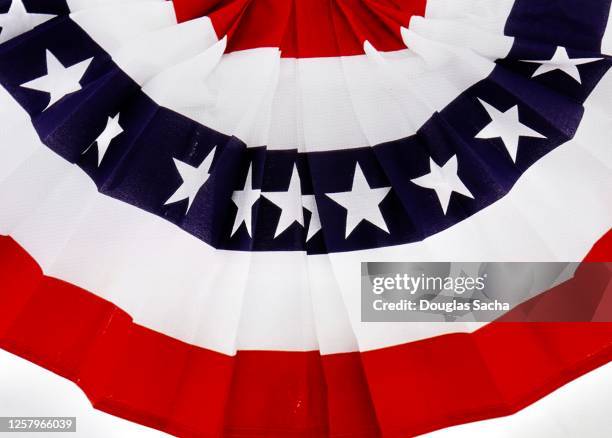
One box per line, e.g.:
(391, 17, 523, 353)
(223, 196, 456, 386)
(1, 68, 610, 354)
(425, 0, 516, 22)
(69, 2, 177, 50)
(65, 2, 514, 151)
(66, 0, 166, 11)
(603, 3, 612, 56)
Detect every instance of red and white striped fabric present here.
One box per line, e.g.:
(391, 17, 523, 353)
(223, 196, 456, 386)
(0, 0, 611, 436)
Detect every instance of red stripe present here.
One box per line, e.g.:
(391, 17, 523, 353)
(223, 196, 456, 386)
(172, 0, 427, 58)
(0, 232, 611, 437)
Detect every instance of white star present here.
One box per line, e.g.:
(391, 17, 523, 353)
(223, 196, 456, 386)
(302, 195, 322, 242)
(521, 46, 602, 84)
(83, 114, 123, 166)
(411, 155, 474, 214)
(475, 99, 545, 162)
(0, 0, 56, 44)
(165, 147, 216, 214)
(326, 164, 391, 238)
(261, 165, 304, 238)
(231, 165, 261, 237)
(20, 49, 92, 110)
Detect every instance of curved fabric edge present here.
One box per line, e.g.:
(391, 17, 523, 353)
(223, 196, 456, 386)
(0, 232, 611, 437)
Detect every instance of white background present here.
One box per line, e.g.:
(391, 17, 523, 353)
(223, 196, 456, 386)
(0, 349, 611, 437)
